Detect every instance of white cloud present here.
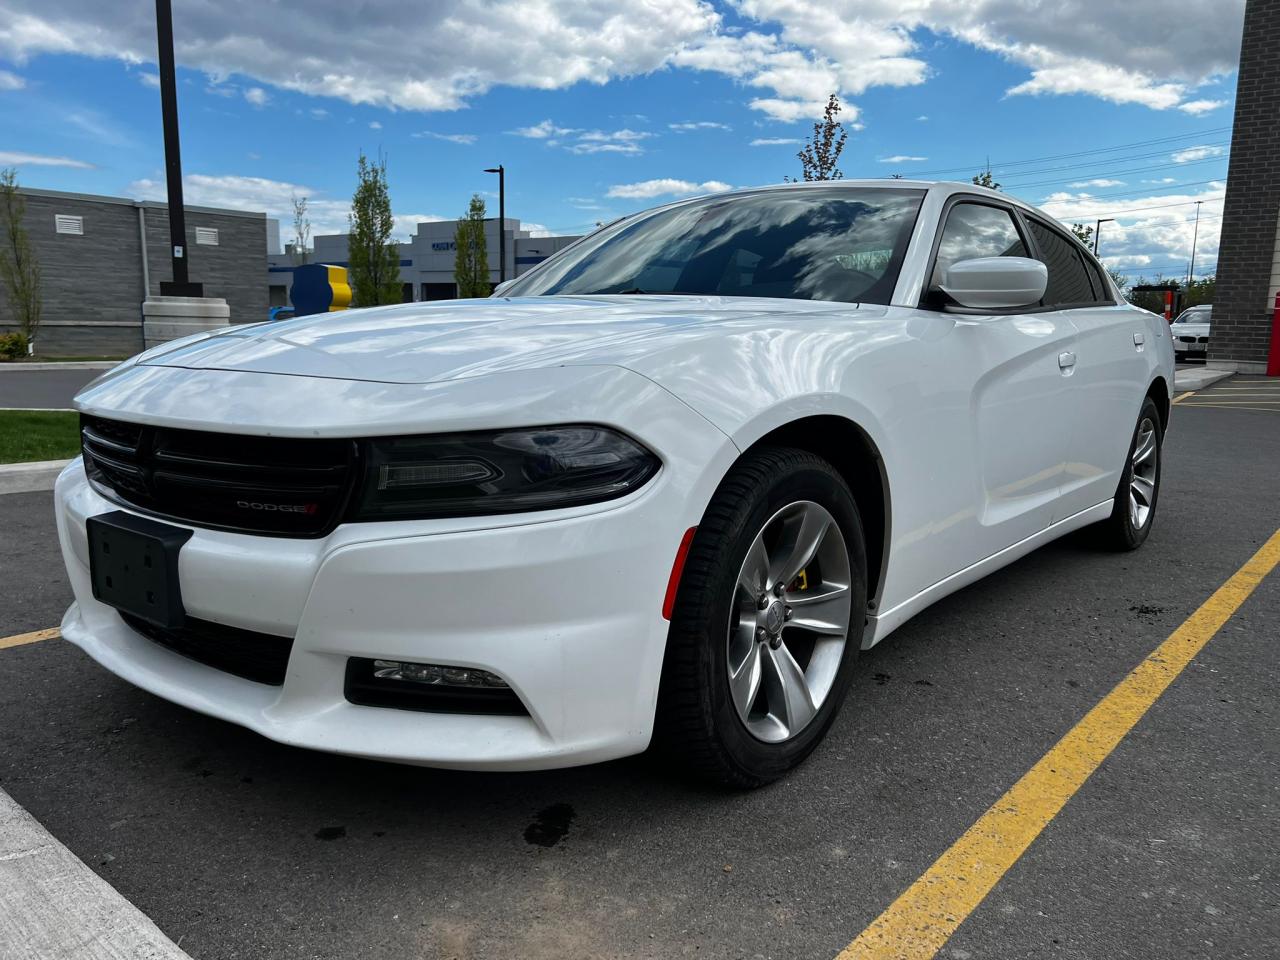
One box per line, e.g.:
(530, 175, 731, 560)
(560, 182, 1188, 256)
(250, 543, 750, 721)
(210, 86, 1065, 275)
(309, 107, 328, 119)
(509, 119, 577, 139)
(129, 172, 443, 238)
(1038, 183, 1226, 279)
(368, 120, 382, 130)
(669, 120, 732, 131)
(606, 178, 733, 199)
(916, 115, 928, 121)
(0, 69, 25, 90)
(413, 131, 477, 144)
(137, 72, 160, 88)
(751, 137, 801, 146)
(1068, 178, 1125, 188)
(0, 150, 93, 168)
(1178, 98, 1226, 115)
(0, 0, 1245, 127)
(243, 86, 267, 106)
(568, 128, 654, 155)
(1172, 144, 1226, 163)
(879, 154, 926, 163)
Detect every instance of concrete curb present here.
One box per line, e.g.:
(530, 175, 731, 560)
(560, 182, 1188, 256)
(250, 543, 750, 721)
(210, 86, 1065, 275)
(0, 362, 118, 371)
(1174, 367, 1235, 391)
(0, 460, 71, 495)
(0, 788, 192, 960)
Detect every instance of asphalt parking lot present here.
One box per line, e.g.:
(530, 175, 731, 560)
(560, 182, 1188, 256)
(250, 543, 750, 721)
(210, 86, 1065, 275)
(2, 376, 1278, 960)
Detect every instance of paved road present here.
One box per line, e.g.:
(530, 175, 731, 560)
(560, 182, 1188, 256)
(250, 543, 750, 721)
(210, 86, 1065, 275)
(1, 377, 1277, 960)
(0, 368, 103, 409)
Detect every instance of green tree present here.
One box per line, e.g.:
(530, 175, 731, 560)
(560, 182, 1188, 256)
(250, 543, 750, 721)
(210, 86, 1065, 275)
(1070, 223, 1094, 248)
(791, 94, 849, 182)
(1107, 267, 1129, 297)
(0, 168, 41, 353)
(347, 152, 401, 306)
(453, 194, 490, 298)
(972, 168, 1001, 190)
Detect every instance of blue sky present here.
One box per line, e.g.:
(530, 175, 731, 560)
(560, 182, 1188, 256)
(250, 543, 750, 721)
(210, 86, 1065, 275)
(0, 0, 1244, 281)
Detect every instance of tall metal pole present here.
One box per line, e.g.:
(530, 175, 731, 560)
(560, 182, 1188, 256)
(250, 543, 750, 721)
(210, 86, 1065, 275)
(1093, 218, 1114, 257)
(497, 165, 506, 284)
(1187, 200, 1202, 288)
(155, 0, 199, 296)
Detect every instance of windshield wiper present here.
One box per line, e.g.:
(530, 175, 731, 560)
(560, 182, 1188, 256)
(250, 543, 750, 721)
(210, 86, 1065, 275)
(615, 287, 649, 294)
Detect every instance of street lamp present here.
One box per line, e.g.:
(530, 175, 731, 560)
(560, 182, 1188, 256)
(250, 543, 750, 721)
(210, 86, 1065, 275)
(1187, 201, 1203, 287)
(483, 165, 505, 284)
(1093, 218, 1114, 257)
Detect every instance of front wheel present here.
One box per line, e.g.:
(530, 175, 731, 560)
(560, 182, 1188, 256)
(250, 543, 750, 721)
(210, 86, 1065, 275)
(655, 447, 867, 787)
(1094, 396, 1163, 551)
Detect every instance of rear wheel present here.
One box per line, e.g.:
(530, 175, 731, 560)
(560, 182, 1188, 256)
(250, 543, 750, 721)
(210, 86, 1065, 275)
(655, 447, 867, 787)
(1094, 397, 1163, 551)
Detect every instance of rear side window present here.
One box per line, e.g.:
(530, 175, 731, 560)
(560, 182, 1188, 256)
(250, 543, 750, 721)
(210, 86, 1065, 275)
(1025, 218, 1102, 307)
(931, 203, 1028, 288)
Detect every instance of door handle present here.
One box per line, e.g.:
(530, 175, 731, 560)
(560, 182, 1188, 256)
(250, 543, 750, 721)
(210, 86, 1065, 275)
(1058, 351, 1077, 370)
(1133, 332, 1145, 348)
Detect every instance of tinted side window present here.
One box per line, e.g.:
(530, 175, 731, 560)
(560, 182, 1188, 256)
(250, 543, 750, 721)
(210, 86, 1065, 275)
(931, 203, 1027, 289)
(1026, 218, 1097, 307)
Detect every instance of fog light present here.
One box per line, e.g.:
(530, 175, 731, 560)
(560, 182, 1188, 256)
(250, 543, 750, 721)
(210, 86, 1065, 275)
(372, 659, 509, 688)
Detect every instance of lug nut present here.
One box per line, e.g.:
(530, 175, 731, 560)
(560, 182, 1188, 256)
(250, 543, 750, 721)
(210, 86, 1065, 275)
(769, 635, 783, 650)
(784, 606, 793, 621)
(756, 627, 768, 643)
(774, 582, 785, 597)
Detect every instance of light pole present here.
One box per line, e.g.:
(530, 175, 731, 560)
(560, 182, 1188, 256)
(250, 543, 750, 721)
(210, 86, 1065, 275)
(1187, 201, 1203, 287)
(1093, 218, 1114, 257)
(483, 165, 505, 284)
(154, 0, 200, 296)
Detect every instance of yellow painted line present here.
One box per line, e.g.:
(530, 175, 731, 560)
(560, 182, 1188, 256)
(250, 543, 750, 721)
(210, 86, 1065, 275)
(1178, 403, 1280, 413)
(837, 527, 1280, 960)
(1171, 391, 1194, 405)
(0, 627, 59, 650)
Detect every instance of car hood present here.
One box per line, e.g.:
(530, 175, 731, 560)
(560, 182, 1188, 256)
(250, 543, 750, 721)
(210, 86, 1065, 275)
(136, 295, 829, 384)
(1172, 322, 1210, 336)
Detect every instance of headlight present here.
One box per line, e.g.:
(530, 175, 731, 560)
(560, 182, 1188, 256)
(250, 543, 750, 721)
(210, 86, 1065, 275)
(350, 424, 660, 520)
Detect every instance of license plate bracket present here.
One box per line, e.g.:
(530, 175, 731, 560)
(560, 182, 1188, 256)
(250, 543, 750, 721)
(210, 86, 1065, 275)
(87, 511, 193, 629)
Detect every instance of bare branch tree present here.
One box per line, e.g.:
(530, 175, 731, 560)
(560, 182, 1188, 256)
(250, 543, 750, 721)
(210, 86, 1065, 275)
(0, 168, 41, 354)
(791, 94, 849, 182)
(291, 194, 311, 266)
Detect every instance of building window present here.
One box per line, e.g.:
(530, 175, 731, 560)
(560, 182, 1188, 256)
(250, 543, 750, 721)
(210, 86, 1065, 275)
(54, 214, 84, 236)
(195, 226, 220, 246)
(401, 282, 414, 303)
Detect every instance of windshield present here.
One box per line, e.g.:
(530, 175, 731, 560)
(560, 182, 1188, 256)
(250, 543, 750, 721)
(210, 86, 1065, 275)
(1175, 307, 1211, 323)
(504, 187, 926, 304)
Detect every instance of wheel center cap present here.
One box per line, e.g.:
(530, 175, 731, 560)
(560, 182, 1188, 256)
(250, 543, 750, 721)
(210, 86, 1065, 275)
(763, 600, 786, 635)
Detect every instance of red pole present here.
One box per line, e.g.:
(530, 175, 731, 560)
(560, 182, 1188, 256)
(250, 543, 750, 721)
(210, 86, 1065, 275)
(1267, 291, 1280, 377)
(1164, 290, 1173, 323)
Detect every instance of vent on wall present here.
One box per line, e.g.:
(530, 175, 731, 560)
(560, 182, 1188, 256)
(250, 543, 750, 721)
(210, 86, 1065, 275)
(54, 214, 84, 236)
(195, 226, 219, 246)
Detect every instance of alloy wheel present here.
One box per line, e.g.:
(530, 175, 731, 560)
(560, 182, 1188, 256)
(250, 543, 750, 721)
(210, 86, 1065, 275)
(1129, 417, 1158, 530)
(726, 500, 852, 743)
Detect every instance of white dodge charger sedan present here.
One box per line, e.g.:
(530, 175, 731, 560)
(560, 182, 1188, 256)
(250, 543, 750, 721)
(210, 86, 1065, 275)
(55, 181, 1173, 785)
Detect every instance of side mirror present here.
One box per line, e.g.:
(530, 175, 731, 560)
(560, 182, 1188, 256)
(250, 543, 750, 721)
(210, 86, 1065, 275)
(940, 256, 1047, 311)
(491, 279, 517, 297)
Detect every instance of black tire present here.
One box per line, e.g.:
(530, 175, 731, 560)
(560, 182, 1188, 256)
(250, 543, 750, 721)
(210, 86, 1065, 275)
(654, 447, 867, 788)
(1094, 396, 1163, 551)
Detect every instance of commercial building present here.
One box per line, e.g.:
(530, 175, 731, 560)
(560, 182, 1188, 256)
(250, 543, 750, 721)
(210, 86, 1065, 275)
(0, 187, 268, 355)
(1211, 0, 1280, 372)
(266, 217, 580, 309)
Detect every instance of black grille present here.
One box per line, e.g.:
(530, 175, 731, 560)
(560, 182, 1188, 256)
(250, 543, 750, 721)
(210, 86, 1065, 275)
(120, 613, 294, 685)
(81, 415, 358, 537)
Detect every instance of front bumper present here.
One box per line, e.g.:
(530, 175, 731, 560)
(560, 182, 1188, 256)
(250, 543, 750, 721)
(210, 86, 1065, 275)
(53, 403, 734, 769)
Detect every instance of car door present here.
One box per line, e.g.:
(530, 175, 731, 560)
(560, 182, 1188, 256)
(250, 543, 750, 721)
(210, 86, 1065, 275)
(1019, 215, 1150, 521)
(900, 199, 1077, 591)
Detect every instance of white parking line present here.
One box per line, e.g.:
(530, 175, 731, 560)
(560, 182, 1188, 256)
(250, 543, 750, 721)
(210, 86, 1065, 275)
(0, 788, 192, 960)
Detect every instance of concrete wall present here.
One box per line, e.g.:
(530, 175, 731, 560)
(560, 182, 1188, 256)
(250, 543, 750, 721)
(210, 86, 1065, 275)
(1209, 0, 1280, 370)
(0, 188, 267, 356)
